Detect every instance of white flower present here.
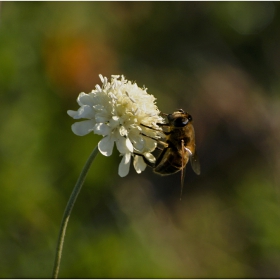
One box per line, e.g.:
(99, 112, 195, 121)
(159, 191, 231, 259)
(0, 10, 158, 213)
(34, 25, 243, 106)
(67, 74, 164, 177)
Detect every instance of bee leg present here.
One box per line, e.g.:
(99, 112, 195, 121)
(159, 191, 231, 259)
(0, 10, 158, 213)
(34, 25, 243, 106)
(159, 112, 168, 117)
(156, 122, 168, 127)
(155, 146, 164, 151)
(140, 123, 162, 132)
(155, 123, 172, 134)
(140, 122, 172, 135)
(180, 139, 187, 201)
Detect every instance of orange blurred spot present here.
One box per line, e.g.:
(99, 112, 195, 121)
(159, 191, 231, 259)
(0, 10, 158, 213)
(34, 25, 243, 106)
(43, 33, 118, 96)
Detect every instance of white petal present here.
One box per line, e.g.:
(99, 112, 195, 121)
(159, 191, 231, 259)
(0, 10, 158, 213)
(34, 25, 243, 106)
(144, 138, 157, 151)
(109, 116, 120, 129)
(71, 120, 95, 136)
(126, 138, 134, 152)
(73, 105, 95, 119)
(144, 152, 156, 163)
(129, 134, 145, 151)
(98, 136, 114, 156)
(67, 110, 78, 118)
(133, 155, 146, 174)
(116, 137, 133, 154)
(77, 92, 95, 106)
(95, 113, 110, 123)
(99, 74, 104, 83)
(95, 84, 102, 91)
(119, 125, 128, 136)
(77, 92, 94, 106)
(118, 153, 131, 177)
(93, 123, 111, 136)
(68, 105, 95, 120)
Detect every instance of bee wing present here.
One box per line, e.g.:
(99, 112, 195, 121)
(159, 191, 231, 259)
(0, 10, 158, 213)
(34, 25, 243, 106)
(190, 151, 201, 175)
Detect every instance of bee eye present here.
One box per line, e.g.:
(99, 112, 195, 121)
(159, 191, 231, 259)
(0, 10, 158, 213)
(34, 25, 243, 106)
(174, 117, 188, 127)
(167, 114, 173, 123)
(188, 115, 192, 122)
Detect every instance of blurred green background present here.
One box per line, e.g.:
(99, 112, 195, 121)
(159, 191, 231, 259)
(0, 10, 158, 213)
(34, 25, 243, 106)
(1, 1, 280, 278)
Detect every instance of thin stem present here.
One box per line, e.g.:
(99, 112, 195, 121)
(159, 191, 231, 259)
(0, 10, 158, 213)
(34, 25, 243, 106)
(52, 145, 99, 278)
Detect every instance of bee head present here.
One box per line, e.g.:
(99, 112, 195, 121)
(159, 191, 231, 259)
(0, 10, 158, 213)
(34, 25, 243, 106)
(168, 110, 192, 127)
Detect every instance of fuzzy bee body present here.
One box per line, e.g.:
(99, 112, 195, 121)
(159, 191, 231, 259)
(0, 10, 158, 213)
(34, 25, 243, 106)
(138, 109, 200, 196)
(153, 109, 200, 177)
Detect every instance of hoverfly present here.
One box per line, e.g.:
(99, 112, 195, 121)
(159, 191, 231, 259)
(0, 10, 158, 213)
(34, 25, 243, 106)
(140, 109, 200, 198)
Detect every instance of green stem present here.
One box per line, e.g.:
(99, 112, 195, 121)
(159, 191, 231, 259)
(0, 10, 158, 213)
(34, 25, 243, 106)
(52, 145, 99, 278)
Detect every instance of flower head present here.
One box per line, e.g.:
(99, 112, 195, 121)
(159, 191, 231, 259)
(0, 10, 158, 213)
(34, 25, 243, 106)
(67, 74, 164, 177)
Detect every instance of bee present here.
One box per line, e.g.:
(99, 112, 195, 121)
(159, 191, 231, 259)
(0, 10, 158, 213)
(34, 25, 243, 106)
(140, 109, 200, 198)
